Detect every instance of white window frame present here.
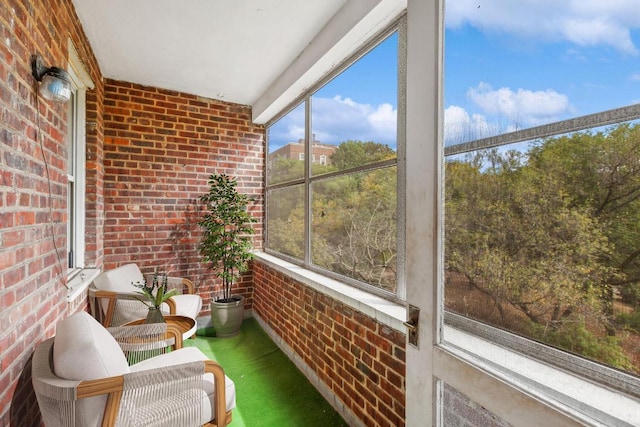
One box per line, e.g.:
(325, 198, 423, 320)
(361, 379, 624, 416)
(265, 19, 406, 302)
(65, 42, 99, 302)
(66, 55, 89, 273)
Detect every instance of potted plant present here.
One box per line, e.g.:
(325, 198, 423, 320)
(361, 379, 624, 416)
(133, 271, 178, 323)
(198, 173, 256, 337)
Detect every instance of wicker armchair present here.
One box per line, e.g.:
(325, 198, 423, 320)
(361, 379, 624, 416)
(32, 311, 234, 427)
(89, 264, 202, 336)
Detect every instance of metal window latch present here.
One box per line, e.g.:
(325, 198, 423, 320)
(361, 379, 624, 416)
(404, 304, 420, 347)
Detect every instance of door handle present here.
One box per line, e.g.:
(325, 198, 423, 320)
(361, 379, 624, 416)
(405, 304, 420, 347)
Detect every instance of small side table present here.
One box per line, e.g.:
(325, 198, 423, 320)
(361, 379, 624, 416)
(124, 315, 197, 349)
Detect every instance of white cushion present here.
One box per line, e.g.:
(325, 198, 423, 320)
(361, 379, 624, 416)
(163, 294, 203, 319)
(131, 346, 236, 421)
(53, 311, 130, 427)
(54, 311, 130, 380)
(93, 263, 143, 294)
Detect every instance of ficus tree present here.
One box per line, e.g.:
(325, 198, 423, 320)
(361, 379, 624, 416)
(198, 174, 256, 302)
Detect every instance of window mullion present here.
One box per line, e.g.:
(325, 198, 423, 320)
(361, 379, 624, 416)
(304, 97, 312, 266)
(396, 16, 408, 300)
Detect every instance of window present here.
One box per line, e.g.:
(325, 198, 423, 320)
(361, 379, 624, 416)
(65, 45, 92, 276)
(266, 25, 404, 298)
(298, 153, 305, 161)
(443, 0, 640, 391)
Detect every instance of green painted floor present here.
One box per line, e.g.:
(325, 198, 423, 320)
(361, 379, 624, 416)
(186, 318, 348, 427)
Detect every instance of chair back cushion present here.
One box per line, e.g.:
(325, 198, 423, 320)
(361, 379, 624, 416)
(54, 311, 130, 380)
(93, 263, 144, 293)
(53, 311, 130, 426)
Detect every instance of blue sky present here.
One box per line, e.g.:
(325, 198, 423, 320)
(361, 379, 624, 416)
(269, 1, 640, 152)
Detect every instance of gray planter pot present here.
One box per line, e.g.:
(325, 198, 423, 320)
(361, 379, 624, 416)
(210, 295, 245, 337)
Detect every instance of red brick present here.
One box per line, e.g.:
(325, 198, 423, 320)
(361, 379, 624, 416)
(253, 261, 406, 427)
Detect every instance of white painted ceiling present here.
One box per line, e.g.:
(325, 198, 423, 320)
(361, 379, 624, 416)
(71, 0, 346, 102)
(71, 0, 405, 123)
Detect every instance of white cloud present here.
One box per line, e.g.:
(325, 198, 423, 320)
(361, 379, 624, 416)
(368, 103, 397, 136)
(631, 73, 640, 81)
(446, 0, 640, 54)
(466, 82, 572, 127)
(444, 105, 497, 146)
(445, 82, 574, 146)
(267, 106, 305, 150)
(267, 96, 397, 150)
(310, 96, 397, 147)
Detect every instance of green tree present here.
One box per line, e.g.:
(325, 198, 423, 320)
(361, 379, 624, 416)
(330, 140, 395, 170)
(527, 124, 640, 308)
(446, 151, 614, 330)
(268, 139, 398, 291)
(268, 157, 304, 185)
(313, 167, 397, 290)
(444, 145, 635, 371)
(198, 174, 256, 302)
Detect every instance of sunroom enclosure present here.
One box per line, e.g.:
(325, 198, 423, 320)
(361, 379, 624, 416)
(2, 0, 640, 426)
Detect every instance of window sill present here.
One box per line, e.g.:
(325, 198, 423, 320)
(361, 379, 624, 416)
(66, 268, 100, 303)
(443, 324, 640, 426)
(253, 252, 406, 332)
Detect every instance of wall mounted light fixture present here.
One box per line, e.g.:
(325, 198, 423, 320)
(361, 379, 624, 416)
(31, 54, 72, 103)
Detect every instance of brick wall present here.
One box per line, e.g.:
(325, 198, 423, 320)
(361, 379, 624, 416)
(0, 0, 103, 425)
(252, 260, 406, 427)
(0, 2, 527, 426)
(102, 80, 264, 314)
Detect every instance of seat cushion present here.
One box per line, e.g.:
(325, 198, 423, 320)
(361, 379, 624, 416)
(130, 346, 236, 421)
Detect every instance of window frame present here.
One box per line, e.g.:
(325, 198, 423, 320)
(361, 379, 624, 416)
(65, 43, 93, 279)
(265, 18, 407, 302)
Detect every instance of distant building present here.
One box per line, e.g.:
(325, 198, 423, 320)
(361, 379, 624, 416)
(268, 135, 337, 169)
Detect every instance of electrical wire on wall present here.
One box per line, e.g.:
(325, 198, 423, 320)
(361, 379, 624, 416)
(33, 81, 68, 288)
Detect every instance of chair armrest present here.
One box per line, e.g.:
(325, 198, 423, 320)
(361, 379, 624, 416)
(89, 288, 118, 327)
(205, 360, 230, 427)
(165, 296, 178, 314)
(149, 274, 195, 295)
(168, 276, 196, 294)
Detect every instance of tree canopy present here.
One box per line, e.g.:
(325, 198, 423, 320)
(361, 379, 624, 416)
(267, 140, 398, 291)
(445, 122, 640, 373)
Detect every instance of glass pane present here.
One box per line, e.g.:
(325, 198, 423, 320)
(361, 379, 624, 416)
(444, 3, 640, 148)
(445, 122, 640, 375)
(267, 102, 305, 185)
(67, 181, 74, 268)
(66, 90, 77, 270)
(311, 166, 397, 292)
(444, 0, 640, 377)
(266, 185, 305, 259)
(67, 91, 76, 175)
(311, 32, 398, 176)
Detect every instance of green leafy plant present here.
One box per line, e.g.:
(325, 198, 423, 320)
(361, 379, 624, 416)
(133, 271, 178, 309)
(198, 174, 256, 302)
